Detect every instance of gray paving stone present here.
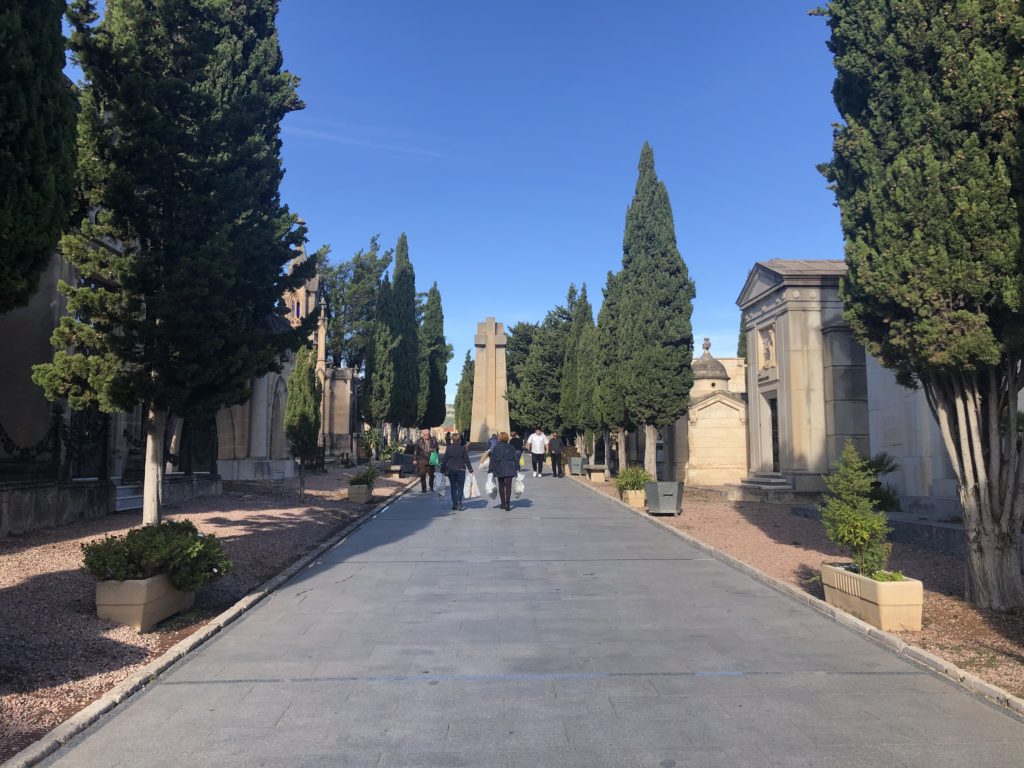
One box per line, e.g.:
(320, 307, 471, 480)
(40, 460, 1024, 767)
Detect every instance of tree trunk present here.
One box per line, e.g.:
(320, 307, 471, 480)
(964, 523, 1024, 608)
(389, 422, 398, 448)
(643, 424, 658, 480)
(602, 429, 611, 467)
(616, 428, 628, 475)
(298, 461, 305, 502)
(142, 407, 167, 526)
(922, 362, 1024, 610)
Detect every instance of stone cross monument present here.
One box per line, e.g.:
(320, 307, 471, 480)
(470, 317, 510, 445)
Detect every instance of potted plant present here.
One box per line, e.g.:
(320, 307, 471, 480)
(615, 466, 653, 510)
(819, 441, 922, 631)
(348, 464, 379, 503)
(82, 520, 231, 632)
(645, 480, 683, 515)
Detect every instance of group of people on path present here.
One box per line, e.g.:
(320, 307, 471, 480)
(411, 427, 567, 512)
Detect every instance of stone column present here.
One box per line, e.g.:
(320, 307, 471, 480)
(470, 317, 510, 444)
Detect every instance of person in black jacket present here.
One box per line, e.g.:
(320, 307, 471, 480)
(488, 432, 519, 511)
(509, 431, 524, 469)
(548, 432, 564, 478)
(440, 432, 472, 510)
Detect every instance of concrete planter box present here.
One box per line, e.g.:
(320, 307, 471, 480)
(95, 573, 194, 632)
(820, 562, 923, 631)
(568, 457, 585, 476)
(645, 481, 683, 516)
(621, 489, 646, 510)
(348, 484, 373, 503)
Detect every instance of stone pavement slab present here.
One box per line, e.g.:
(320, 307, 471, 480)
(38, 463, 1024, 767)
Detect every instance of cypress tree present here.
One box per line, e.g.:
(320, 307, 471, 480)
(390, 233, 420, 430)
(737, 313, 747, 360)
(417, 282, 449, 428)
(453, 350, 474, 433)
(319, 236, 392, 370)
(595, 270, 631, 472)
(574, 315, 599, 453)
(284, 346, 321, 501)
(618, 143, 696, 478)
(35, 0, 310, 524)
(507, 288, 574, 433)
(0, 0, 76, 313)
(818, 0, 1024, 609)
(366, 275, 396, 429)
(560, 284, 593, 442)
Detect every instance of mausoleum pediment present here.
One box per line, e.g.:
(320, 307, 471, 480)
(736, 264, 784, 308)
(736, 259, 847, 309)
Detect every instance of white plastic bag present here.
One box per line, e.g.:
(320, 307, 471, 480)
(464, 473, 479, 499)
(436, 471, 447, 497)
(485, 474, 497, 499)
(513, 472, 525, 499)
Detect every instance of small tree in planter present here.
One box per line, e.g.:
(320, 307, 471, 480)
(820, 441, 894, 578)
(82, 520, 231, 631)
(285, 346, 322, 501)
(348, 464, 380, 503)
(615, 466, 653, 510)
(818, 440, 922, 631)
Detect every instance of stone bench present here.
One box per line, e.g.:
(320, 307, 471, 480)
(387, 465, 405, 477)
(584, 464, 608, 482)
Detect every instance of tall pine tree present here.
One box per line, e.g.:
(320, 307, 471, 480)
(507, 287, 575, 432)
(417, 282, 449, 428)
(0, 0, 76, 313)
(390, 233, 419, 433)
(595, 270, 631, 472)
(818, 0, 1024, 608)
(617, 143, 695, 478)
(318, 235, 392, 370)
(36, 0, 311, 524)
(559, 284, 593, 443)
(453, 350, 474, 434)
(366, 275, 396, 429)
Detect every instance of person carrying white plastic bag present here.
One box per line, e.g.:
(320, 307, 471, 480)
(464, 472, 479, 499)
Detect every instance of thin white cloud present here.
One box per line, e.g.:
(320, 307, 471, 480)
(282, 125, 452, 160)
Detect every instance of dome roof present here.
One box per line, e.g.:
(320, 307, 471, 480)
(693, 338, 729, 381)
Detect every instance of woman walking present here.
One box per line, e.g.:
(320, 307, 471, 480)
(488, 432, 518, 511)
(440, 432, 472, 511)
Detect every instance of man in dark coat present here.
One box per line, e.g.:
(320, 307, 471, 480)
(414, 428, 440, 493)
(548, 432, 565, 478)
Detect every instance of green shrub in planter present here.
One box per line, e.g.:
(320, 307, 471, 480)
(82, 520, 232, 592)
(615, 466, 653, 493)
(819, 440, 902, 581)
(349, 464, 380, 490)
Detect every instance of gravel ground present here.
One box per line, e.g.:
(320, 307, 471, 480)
(578, 477, 1024, 700)
(0, 464, 410, 762)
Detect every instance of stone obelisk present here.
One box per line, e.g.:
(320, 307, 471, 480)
(470, 317, 510, 445)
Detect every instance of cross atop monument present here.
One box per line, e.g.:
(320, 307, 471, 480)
(470, 317, 510, 445)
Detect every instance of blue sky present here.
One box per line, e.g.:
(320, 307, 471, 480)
(70, 2, 844, 401)
(276, 1, 843, 400)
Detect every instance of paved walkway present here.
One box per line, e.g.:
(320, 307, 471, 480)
(42, 463, 1024, 767)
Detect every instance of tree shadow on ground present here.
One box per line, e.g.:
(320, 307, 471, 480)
(0, 568, 152, 697)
